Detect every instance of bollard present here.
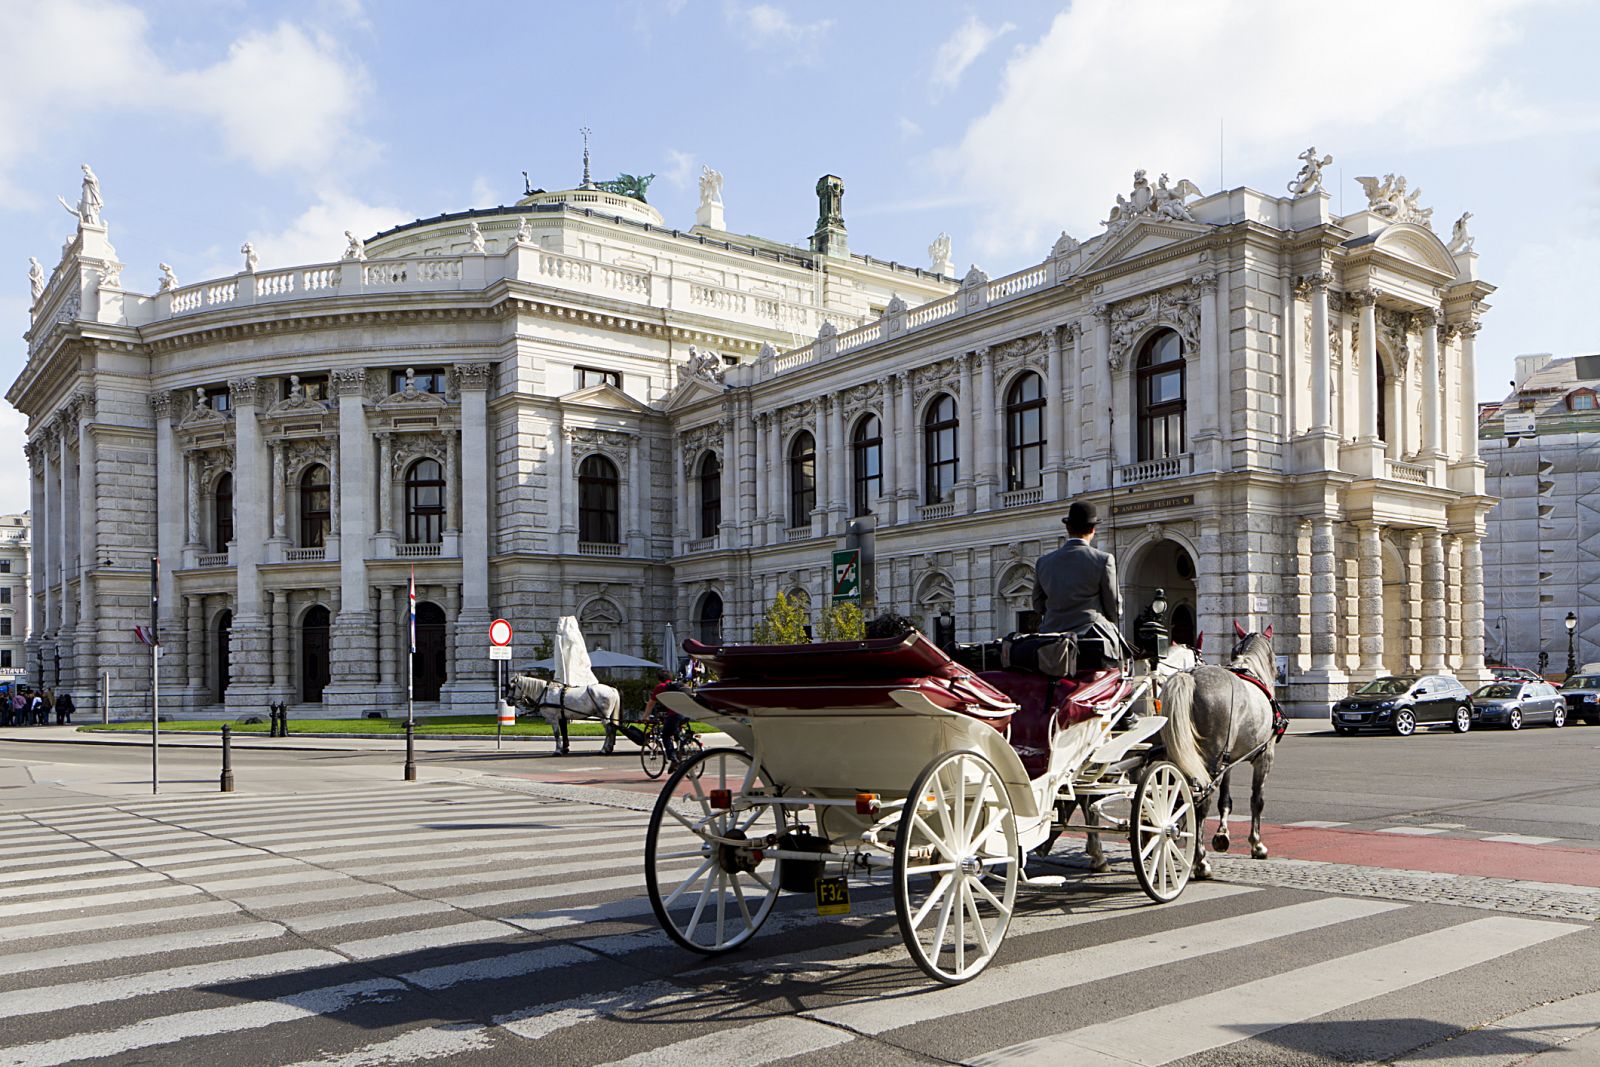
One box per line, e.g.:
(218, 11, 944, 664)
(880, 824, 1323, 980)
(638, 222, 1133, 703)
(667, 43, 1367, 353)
(404, 720, 417, 781)
(220, 724, 235, 793)
(268, 704, 280, 738)
(279, 702, 290, 736)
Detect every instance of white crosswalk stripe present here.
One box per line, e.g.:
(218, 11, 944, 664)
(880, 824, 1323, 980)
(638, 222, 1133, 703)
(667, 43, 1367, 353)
(0, 781, 1590, 1067)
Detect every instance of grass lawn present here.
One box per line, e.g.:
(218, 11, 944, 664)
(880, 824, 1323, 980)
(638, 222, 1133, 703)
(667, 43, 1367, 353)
(78, 715, 714, 737)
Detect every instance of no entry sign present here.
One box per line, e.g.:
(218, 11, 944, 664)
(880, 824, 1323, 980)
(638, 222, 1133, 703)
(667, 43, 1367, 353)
(489, 618, 513, 646)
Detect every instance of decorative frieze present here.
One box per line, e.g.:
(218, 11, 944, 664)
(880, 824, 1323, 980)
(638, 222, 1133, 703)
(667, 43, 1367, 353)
(1107, 281, 1201, 369)
(910, 357, 960, 408)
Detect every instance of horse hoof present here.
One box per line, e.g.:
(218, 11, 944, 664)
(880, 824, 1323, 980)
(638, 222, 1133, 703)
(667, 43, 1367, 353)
(1212, 834, 1231, 853)
(1251, 844, 1269, 860)
(1194, 861, 1213, 881)
(1090, 859, 1110, 874)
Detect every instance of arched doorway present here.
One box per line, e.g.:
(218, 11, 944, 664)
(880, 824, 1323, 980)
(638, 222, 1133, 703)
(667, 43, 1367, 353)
(696, 592, 723, 644)
(414, 602, 447, 701)
(1125, 538, 1199, 649)
(1383, 537, 1409, 673)
(215, 610, 233, 702)
(301, 605, 331, 703)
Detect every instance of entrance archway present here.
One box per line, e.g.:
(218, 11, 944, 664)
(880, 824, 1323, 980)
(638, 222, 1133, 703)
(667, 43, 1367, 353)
(414, 602, 447, 701)
(301, 605, 330, 703)
(215, 610, 233, 702)
(1125, 538, 1199, 648)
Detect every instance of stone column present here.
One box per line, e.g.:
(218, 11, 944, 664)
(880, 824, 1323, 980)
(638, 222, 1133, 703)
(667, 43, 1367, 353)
(225, 377, 271, 708)
(1354, 290, 1379, 442)
(636, 430, 653, 553)
(76, 396, 98, 691)
(722, 416, 740, 537)
(896, 371, 914, 523)
(1357, 521, 1386, 678)
(269, 441, 287, 543)
(329, 439, 341, 541)
(1420, 528, 1447, 672)
(876, 377, 895, 516)
(326, 369, 377, 709)
(827, 392, 846, 524)
(27, 445, 44, 654)
(1193, 273, 1221, 467)
(1460, 533, 1488, 684)
(151, 392, 182, 682)
(1195, 520, 1223, 655)
(375, 432, 394, 537)
(185, 452, 201, 547)
(59, 424, 77, 630)
(1418, 309, 1441, 459)
(671, 431, 687, 552)
(1306, 272, 1332, 431)
(271, 589, 291, 698)
(445, 583, 462, 696)
(444, 430, 459, 535)
(449, 362, 494, 708)
(1446, 535, 1464, 669)
(1092, 306, 1113, 476)
(55, 425, 68, 621)
(186, 594, 206, 690)
(1044, 327, 1065, 498)
(752, 415, 767, 545)
(626, 434, 642, 550)
(811, 400, 827, 531)
(956, 353, 976, 512)
(379, 585, 398, 689)
(40, 431, 55, 634)
(1459, 322, 1481, 462)
(558, 414, 576, 552)
(976, 345, 996, 509)
(1065, 327, 1082, 463)
(766, 411, 782, 538)
(1310, 516, 1341, 676)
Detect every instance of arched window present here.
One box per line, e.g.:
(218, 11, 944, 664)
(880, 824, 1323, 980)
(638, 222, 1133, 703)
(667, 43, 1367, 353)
(1136, 330, 1185, 462)
(788, 432, 816, 528)
(298, 465, 330, 548)
(1005, 372, 1046, 490)
(698, 452, 721, 538)
(212, 473, 234, 551)
(923, 393, 958, 504)
(697, 591, 723, 644)
(578, 454, 620, 544)
(852, 414, 882, 516)
(1377, 357, 1389, 444)
(404, 459, 445, 545)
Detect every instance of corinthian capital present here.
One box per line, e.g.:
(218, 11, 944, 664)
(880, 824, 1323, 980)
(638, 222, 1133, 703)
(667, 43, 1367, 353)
(1295, 270, 1333, 295)
(1191, 271, 1219, 293)
(227, 377, 261, 408)
(332, 368, 368, 397)
(453, 363, 493, 391)
(1347, 288, 1378, 308)
(149, 390, 174, 420)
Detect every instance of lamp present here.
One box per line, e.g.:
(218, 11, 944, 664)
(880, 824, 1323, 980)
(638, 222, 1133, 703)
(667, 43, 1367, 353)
(1151, 588, 1168, 618)
(1567, 611, 1578, 676)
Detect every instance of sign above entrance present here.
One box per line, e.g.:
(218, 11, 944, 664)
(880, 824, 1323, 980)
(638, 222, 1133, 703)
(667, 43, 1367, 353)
(1112, 494, 1193, 518)
(489, 618, 513, 646)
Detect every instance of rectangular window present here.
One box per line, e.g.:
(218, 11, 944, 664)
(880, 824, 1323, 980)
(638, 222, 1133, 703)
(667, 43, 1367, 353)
(0, 560, 10, 573)
(204, 387, 230, 413)
(1, 651, 10, 668)
(286, 375, 329, 401)
(390, 368, 447, 395)
(1, 618, 12, 636)
(0, 588, 9, 603)
(576, 367, 622, 390)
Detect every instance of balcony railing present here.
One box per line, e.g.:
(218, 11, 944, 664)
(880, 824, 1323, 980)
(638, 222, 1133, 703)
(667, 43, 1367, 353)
(919, 501, 956, 521)
(785, 526, 811, 543)
(686, 536, 717, 553)
(1387, 460, 1432, 485)
(1116, 453, 1193, 486)
(196, 553, 229, 568)
(578, 541, 623, 557)
(285, 547, 325, 562)
(396, 543, 442, 558)
(1001, 487, 1044, 508)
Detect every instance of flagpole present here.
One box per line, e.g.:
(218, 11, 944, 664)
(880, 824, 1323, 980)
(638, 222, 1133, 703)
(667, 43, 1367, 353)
(407, 565, 415, 728)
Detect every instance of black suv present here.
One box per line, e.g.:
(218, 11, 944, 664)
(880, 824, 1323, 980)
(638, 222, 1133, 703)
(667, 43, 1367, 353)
(1559, 674, 1600, 725)
(1332, 674, 1475, 736)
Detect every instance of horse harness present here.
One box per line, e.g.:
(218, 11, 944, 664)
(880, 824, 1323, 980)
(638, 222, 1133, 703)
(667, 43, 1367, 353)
(532, 680, 602, 717)
(1226, 665, 1290, 744)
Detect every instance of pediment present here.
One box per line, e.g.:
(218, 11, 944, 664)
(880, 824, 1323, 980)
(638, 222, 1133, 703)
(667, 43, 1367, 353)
(663, 375, 726, 413)
(375, 388, 448, 411)
(1363, 223, 1459, 278)
(561, 382, 654, 413)
(264, 395, 333, 419)
(1079, 217, 1211, 274)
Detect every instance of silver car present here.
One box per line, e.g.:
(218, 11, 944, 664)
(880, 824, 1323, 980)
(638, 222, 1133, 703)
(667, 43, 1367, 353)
(1470, 681, 1567, 730)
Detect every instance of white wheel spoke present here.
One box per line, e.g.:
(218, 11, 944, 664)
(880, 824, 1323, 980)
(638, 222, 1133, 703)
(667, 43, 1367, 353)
(732, 872, 754, 929)
(929, 873, 959, 959)
(910, 870, 955, 928)
(715, 869, 727, 946)
(684, 866, 717, 939)
(666, 806, 705, 835)
(911, 813, 952, 856)
(1139, 832, 1161, 862)
(902, 861, 960, 876)
(954, 881, 967, 975)
(970, 876, 1010, 915)
(656, 849, 707, 860)
(964, 774, 987, 848)
(747, 868, 772, 892)
(664, 858, 715, 907)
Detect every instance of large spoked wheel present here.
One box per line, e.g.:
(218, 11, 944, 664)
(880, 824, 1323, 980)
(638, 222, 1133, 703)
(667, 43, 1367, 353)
(644, 748, 782, 955)
(1130, 760, 1196, 904)
(640, 734, 667, 779)
(894, 750, 1019, 985)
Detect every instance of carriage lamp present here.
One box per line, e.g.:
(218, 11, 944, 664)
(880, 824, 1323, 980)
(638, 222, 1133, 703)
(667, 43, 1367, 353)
(708, 788, 733, 810)
(1152, 589, 1168, 619)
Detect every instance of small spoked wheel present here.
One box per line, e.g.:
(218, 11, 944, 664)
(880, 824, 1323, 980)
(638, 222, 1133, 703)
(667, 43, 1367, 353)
(1392, 710, 1416, 737)
(644, 748, 782, 954)
(894, 750, 1019, 985)
(1553, 706, 1566, 728)
(1508, 708, 1523, 731)
(640, 734, 667, 779)
(1130, 760, 1196, 904)
(1453, 706, 1472, 733)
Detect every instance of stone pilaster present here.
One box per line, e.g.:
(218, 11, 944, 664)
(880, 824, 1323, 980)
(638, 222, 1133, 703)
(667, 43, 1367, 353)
(1357, 521, 1386, 679)
(1421, 528, 1447, 672)
(1460, 532, 1489, 686)
(1309, 516, 1343, 678)
(976, 345, 996, 509)
(224, 376, 272, 713)
(956, 352, 977, 513)
(324, 369, 377, 712)
(444, 361, 493, 710)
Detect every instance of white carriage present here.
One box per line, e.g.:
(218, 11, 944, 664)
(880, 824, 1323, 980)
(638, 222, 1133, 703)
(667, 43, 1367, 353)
(647, 630, 1197, 984)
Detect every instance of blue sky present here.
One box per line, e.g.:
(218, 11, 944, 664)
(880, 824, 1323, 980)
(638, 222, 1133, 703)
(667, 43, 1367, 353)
(4, 0, 1599, 507)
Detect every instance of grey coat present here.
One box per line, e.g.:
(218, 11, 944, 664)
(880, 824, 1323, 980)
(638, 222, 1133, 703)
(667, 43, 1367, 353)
(1032, 538, 1123, 648)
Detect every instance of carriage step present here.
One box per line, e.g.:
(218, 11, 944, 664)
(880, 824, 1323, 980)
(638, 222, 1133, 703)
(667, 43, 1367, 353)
(1020, 873, 1067, 887)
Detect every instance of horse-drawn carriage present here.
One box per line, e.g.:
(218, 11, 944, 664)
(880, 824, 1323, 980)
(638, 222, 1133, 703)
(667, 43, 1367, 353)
(645, 629, 1206, 984)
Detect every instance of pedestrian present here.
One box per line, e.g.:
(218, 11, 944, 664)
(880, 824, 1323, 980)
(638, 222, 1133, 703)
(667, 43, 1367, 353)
(56, 691, 74, 725)
(9, 689, 22, 727)
(29, 689, 44, 725)
(41, 689, 54, 726)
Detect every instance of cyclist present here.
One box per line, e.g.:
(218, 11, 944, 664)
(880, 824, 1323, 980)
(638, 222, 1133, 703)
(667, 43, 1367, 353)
(644, 670, 687, 763)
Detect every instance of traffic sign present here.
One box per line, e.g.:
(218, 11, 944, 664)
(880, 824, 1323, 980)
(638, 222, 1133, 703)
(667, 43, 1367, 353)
(489, 618, 513, 646)
(832, 548, 861, 602)
(489, 645, 512, 661)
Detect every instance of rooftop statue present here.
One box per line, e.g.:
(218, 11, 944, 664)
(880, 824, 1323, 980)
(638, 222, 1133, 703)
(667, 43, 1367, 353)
(28, 257, 45, 302)
(1355, 173, 1434, 228)
(515, 216, 533, 243)
(595, 173, 656, 203)
(99, 261, 121, 288)
(57, 163, 103, 226)
(1103, 169, 1202, 231)
(241, 241, 258, 273)
(816, 175, 845, 230)
(1051, 230, 1080, 258)
(1287, 147, 1333, 196)
(698, 166, 724, 207)
(467, 220, 486, 253)
(158, 263, 178, 292)
(929, 232, 953, 276)
(1447, 211, 1475, 255)
(342, 230, 367, 261)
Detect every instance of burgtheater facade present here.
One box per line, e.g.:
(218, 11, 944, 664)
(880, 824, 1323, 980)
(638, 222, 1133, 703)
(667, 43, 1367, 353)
(13, 156, 1493, 718)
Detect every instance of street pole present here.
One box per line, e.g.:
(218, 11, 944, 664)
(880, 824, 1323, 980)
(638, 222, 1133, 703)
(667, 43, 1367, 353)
(101, 670, 109, 724)
(220, 723, 235, 792)
(151, 556, 160, 795)
(496, 659, 503, 751)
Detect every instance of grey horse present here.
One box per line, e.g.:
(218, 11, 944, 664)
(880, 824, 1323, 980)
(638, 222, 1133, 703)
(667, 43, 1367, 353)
(1157, 624, 1279, 880)
(505, 673, 620, 755)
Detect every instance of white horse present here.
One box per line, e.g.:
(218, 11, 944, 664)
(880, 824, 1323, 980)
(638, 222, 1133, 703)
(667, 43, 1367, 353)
(505, 674, 621, 755)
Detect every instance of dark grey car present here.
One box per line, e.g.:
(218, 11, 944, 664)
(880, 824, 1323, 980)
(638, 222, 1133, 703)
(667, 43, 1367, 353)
(1559, 674, 1600, 725)
(1471, 681, 1567, 730)
(1331, 674, 1474, 736)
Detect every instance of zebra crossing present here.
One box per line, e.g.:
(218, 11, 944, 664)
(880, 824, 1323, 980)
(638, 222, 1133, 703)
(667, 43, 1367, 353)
(0, 781, 1595, 1066)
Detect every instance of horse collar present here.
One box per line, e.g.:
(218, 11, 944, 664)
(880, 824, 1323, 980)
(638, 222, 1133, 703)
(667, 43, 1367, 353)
(1228, 665, 1273, 701)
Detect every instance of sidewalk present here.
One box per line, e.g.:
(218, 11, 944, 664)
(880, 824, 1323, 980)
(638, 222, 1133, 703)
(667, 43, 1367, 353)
(0, 723, 654, 754)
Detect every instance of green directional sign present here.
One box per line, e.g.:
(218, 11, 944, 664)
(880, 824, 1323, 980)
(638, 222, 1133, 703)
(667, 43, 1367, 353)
(832, 548, 861, 603)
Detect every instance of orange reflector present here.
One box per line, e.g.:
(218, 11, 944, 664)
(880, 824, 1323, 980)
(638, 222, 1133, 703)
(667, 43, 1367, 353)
(855, 793, 879, 815)
(498, 704, 515, 726)
(709, 788, 732, 809)
(1154, 698, 1162, 715)
(751, 849, 764, 863)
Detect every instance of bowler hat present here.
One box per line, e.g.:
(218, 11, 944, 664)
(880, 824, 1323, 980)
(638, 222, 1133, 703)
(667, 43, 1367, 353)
(1063, 500, 1100, 530)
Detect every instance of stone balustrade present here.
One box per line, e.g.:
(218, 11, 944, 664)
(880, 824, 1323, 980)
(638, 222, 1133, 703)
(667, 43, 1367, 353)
(577, 541, 623, 557)
(1388, 460, 1433, 485)
(1117, 454, 1193, 485)
(395, 543, 442, 558)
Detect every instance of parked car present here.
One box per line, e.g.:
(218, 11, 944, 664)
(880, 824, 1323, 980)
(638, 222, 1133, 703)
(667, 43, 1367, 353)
(1490, 666, 1544, 684)
(1331, 674, 1474, 736)
(1471, 681, 1567, 729)
(1559, 674, 1600, 725)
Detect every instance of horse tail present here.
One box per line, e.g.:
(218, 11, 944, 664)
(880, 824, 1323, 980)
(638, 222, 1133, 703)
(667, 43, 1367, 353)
(1158, 671, 1212, 790)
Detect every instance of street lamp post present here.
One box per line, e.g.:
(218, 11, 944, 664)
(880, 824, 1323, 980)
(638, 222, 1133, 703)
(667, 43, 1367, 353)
(1566, 611, 1578, 676)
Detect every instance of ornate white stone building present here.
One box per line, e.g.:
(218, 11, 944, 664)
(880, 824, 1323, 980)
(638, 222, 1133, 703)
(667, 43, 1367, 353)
(13, 155, 1495, 717)
(0, 513, 30, 679)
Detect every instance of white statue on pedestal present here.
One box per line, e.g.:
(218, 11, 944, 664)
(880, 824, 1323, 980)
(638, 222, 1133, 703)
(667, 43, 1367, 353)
(157, 263, 178, 292)
(467, 221, 486, 254)
(241, 241, 258, 273)
(57, 163, 103, 226)
(929, 232, 953, 276)
(1287, 147, 1333, 196)
(695, 165, 726, 230)
(1447, 211, 1475, 254)
(515, 216, 532, 244)
(342, 230, 366, 261)
(28, 257, 45, 302)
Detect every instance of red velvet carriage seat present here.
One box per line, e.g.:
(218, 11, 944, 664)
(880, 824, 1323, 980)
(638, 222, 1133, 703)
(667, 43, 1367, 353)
(978, 669, 1123, 778)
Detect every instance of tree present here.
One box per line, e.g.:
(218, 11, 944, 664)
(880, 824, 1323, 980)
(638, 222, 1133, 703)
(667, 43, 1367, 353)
(818, 600, 865, 642)
(753, 591, 810, 645)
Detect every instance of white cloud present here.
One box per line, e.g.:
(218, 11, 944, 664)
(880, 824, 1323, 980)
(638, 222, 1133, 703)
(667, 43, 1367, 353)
(468, 176, 501, 208)
(898, 117, 922, 142)
(945, 0, 1547, 264)
(0, 2, 371, 194)
(663, 149, 696, 190)
(930, 15, 1014, 100)
(244, 190, 409, 270)
(724, 2, 833, 60)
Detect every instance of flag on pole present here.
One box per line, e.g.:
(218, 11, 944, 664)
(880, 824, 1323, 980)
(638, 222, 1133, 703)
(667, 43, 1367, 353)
(408, 566, 417, 654)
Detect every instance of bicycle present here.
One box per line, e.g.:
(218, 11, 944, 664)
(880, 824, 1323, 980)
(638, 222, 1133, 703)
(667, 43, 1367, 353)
(640, 712, 704, 779)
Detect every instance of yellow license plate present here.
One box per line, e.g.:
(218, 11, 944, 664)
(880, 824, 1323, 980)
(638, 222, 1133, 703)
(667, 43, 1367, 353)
(814, 875, 850, 916)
